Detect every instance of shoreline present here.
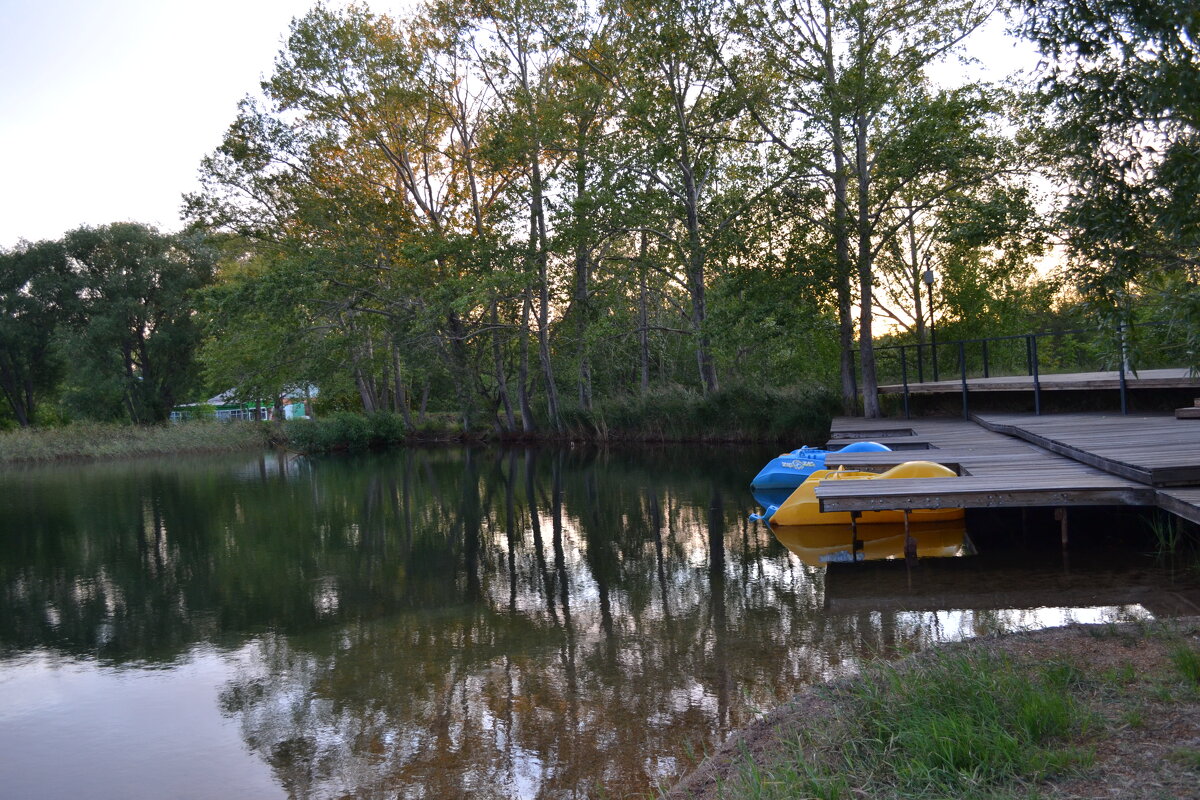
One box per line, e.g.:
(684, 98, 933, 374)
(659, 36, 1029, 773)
(664, 618, 1200, 799)
(0, 416, 829, 466)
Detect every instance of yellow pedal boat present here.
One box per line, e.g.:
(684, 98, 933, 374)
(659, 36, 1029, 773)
(772, 520, 967, 567)
(768, 460, 964, 526)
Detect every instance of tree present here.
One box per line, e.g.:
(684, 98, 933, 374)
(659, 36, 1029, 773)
(732, 0, 1000, 416)
(601, 0, 787, 395)
(0, 240, 78, 426)
(56, 224, 215, 423)
(1019, 0, 1199, 295)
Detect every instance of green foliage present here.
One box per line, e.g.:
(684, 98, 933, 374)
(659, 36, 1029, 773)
(282, 411, 414, 453)
(166, 0, 1189, 425)
(59, 224, 216, 422)
(1019, 0, 1200, 339)
(0, 239, 79, 426)
(0, 225, 216, 426)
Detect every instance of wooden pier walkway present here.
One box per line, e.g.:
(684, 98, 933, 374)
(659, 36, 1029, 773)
(817, 413, 1200, 525)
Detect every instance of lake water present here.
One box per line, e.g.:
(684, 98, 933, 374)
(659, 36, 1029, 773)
(0, 446, 1191, 798)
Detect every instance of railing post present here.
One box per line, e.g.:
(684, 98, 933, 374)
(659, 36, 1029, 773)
(959, 340, 969, 418)
(1031, 334, 1041, 415)
(901, 345, 911, 420)
(932, 331, 940, 382)
(916, 342, 925, 384)
(982, 339, 990, 379)
(1118, 322, 1129, 415)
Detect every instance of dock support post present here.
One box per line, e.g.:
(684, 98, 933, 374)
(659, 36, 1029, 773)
(903, 509, 917, 564)
(1055, 507, 1068, 547)
(851, 512, 862, 560)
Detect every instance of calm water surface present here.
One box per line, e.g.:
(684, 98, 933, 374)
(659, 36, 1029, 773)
(0, 447, 1189, 798)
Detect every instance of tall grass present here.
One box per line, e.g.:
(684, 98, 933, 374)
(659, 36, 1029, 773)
(1146, 512, 1183, 557)
(721, 651, 1096, 799)
(278, 386, 839, 454)
(1170, 642, 1200, 686)
(0, 420, 272, 464)
(560, 384, 839, 443)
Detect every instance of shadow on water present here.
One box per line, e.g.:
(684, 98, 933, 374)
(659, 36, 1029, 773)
(1, 447, 1197, 798)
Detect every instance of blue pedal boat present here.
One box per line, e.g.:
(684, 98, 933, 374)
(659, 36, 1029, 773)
(750, 441, 891, 509)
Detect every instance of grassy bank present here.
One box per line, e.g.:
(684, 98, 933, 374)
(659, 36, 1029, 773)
(0, 385, 839, 462)
(666, 620, 1200, 800)
(284, 385, 840, 453)
(0, 420, 273, 464)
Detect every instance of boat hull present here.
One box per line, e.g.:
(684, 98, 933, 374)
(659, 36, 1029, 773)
(772, 520, 967, 566)
(751, 441, 891, 507)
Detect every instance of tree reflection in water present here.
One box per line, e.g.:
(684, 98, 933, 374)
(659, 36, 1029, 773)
(0, 447, 1156, 798)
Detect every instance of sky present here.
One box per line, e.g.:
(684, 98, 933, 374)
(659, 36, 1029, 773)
(0, 0, 327, 248)
(0, 1, 1038, 251)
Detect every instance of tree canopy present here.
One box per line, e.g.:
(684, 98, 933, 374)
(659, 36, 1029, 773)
(7, 0, 1191, 429)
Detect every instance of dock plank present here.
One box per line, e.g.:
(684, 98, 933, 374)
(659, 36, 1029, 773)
(974, 412, 1200, 486)
(817, 476, 1155, 512)
(823, 415, 1166, 517)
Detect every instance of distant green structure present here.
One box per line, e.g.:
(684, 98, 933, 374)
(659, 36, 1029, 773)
(170, 389, 314, 422)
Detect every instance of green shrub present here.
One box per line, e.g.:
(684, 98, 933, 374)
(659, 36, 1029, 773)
(367, 412, 408, 445)
(281, 411, 422, 453)
(327, 412, 372, 450)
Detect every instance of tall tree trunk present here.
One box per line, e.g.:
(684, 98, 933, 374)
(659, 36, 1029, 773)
(0, 358, 32, 427)
(826, 12, 858, 416)
(519, 292, 535, 432)
(446, 311, 475, 429)
(529, 156, 562, 430)
(855, 112, 881, 418)
(354, 367, 378, 413)
(391, 341, 414, 429)
(681, 163, 718, 394)
(491, 304, 516, 432)
(573, 130, 593, 411)
(908, 211, 927, 346)
(638, 232, 651, 395)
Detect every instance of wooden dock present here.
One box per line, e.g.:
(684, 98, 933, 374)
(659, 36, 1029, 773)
(817, 413, 1200, 525)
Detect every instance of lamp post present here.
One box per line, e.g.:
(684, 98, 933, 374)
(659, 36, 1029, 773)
(924, 269, 938, 382)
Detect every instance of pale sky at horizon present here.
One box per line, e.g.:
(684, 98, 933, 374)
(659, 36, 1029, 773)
(0, 0, 329, 248)
(0, 1, 1038, 251)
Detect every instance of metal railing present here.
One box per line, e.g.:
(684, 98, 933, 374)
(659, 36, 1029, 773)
(851, 321, 1188, 419)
